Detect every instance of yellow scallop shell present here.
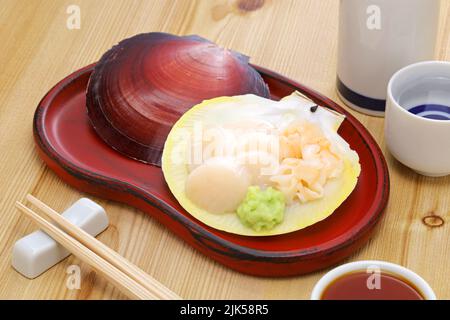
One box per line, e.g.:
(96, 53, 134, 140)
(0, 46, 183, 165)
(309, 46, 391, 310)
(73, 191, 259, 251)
(162, 94, 361, 236)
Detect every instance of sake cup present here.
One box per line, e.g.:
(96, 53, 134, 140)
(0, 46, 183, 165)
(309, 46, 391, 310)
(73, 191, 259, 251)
(385, 61, 450, 177)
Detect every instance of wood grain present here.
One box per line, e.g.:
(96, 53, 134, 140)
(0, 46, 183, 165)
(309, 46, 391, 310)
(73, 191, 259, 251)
(0, 0, 449, 299)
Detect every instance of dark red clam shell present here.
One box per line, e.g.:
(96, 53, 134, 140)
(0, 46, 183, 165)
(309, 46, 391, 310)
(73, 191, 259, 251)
(86, 33, 270, 165)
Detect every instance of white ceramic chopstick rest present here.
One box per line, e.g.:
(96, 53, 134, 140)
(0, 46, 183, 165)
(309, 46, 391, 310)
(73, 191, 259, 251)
(12, 198, 109, 279)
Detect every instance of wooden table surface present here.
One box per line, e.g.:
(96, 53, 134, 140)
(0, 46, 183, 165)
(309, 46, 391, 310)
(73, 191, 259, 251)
(0, 0, 449, 300)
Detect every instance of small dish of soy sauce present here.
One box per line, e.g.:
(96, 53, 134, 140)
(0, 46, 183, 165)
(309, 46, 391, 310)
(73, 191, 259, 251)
(311, 260, 436, 300)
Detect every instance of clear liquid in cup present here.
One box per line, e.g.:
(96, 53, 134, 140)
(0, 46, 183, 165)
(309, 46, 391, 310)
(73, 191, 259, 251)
(398, 77, 450, 120)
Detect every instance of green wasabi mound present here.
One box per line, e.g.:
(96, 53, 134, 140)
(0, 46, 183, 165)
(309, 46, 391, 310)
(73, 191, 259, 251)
(236, 186, 285, 232)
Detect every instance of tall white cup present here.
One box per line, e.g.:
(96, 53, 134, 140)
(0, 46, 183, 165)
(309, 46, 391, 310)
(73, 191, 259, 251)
(337, 0, 440, 116)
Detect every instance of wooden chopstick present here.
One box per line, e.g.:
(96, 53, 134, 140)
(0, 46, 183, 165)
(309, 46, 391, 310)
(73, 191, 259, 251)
(25, 194, 180, 300)
(15, 201, 157, 300)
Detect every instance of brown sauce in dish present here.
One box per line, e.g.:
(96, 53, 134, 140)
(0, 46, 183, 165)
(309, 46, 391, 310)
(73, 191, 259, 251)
(321, 271, 424, 300)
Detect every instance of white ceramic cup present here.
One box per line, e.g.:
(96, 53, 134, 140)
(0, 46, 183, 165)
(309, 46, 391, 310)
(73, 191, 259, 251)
(311, 260, 436, 300)
(337, 0, 439, 116)
(385, 61, 450, 177)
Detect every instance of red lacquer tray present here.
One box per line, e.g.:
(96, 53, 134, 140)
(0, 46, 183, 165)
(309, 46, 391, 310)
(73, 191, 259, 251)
(33, 64, 389, 277)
